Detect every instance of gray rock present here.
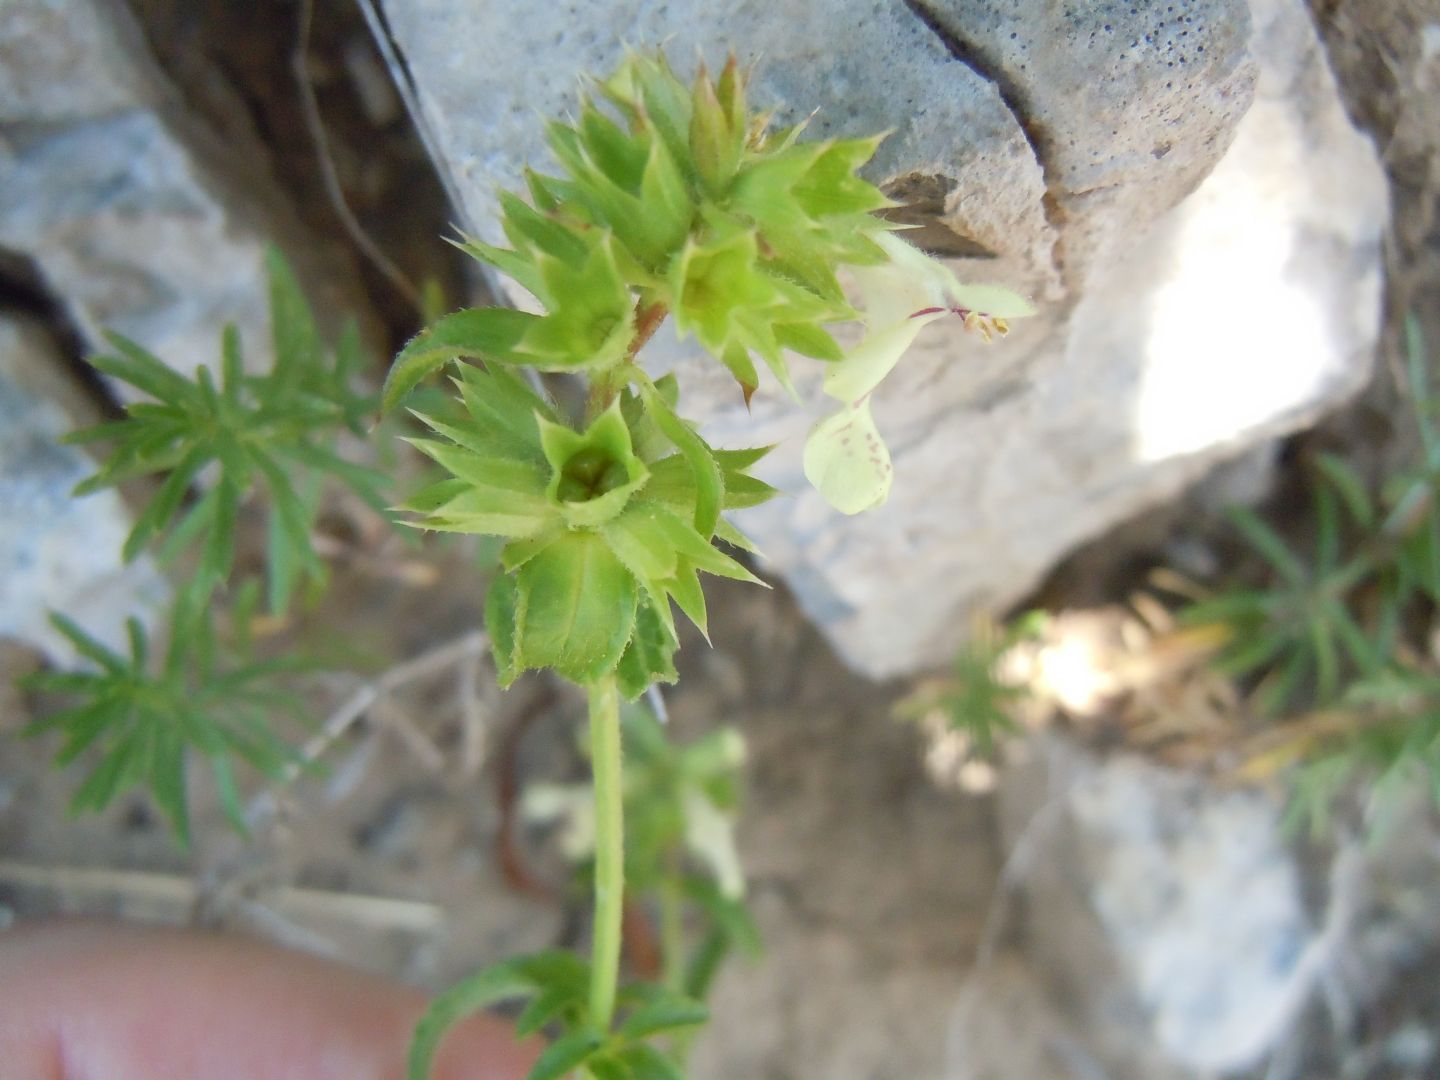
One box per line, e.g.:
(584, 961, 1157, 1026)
(0, 0, 368, 389)
(0, 318, 167, 665)
(988, 742, 1440, 1077)
(943, 954, 1192, 1080)
(381, 0, 1383, 678)
(912, 0, 1258, 286)
(1, 109, 273, 382)
(0, 0, 161, 122)
(996, 740, 1317, 1075)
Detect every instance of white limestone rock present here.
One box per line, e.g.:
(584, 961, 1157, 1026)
(997, 741, 1316, 1075)
(0, 318, 166, 665)
(0, 0, 367, 391)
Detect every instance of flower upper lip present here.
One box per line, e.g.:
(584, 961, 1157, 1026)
(803, 231, 1035, 514)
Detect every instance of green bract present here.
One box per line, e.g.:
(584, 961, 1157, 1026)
(402, 365, 769, 691)
(380, 51, 902, 414)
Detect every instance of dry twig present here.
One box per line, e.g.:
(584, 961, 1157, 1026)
(245, 629, 488, 827)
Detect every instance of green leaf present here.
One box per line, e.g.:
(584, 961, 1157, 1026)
(525, 1029, 604, 1080)
(718, 343, 759, 405)
(618, 994, 708, 1039)
(616, 600, 680, 701)
(665, 560, 708, 638)
(407, 440, 551, 497)
(1405, 312, 1437, 460)
(652, 508, 760, 582)
(198, 479, 241, 587)
(221, 324, 244, 402)
(514, 985, 580, 1039)
(1256, 649, 1310, 715)
(266, 246, 321, 392)
(690, 63, 741, 193)
(69, 738, 135, 815)
(500, 191, 592, 266)
(485, 573, 523, 689)
(1309, 617, 1340, 703)
(514, 533, 638, 684)
(613, 1044, 685, 1080)
(122, 446, 208, 563)
(210, 753, 249, 838)
(1228, 506, 1306, 585)
(49, 613, 126, 674)
(603, 507, 682, 583)
(1316, 453, 1374, 530)
(253, 450, 322, 612)
(721, 470, 780, 511)
(684, 929, 731, 1002)
(407, 960, 537, 1080)
(93, 333, 199, 407)
(1215, 627, 1289, 678)
(150, 727, 190, 848)
(512, 951, 592, 993)
(640, 386, 723, 538)
(713, 517, 760, 554)
(639, 139, 694, 259)
(52, 702, 127, 763)
(775, 320, 843, 362)
(521, 239, 635, 369)
(382, 308, 535, 413)
(266, 502, 300, 616)
(586, 1059, 634, 1080)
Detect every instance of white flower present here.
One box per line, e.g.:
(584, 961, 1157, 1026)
(803, 398, 893, 514)
(804, 232, 1034, 514)
(683, 790, 746, 899)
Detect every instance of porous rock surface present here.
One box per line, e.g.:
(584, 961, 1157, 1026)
(912, 0, 1259, 286)
(382, 0, 1384, 680)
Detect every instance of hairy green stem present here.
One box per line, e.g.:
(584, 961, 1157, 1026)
(588, 675, 625, 1029)
(584, 301, 669, 421)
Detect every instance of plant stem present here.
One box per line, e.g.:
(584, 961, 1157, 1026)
(628, 301, 668, 361)
(584, 300, 669, 420)
(587, 675, 625, 1029)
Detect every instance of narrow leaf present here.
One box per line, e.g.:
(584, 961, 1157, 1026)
(382, 308, 535, 413)
(525, 1029, 604, 1080)
(641, 386, 722, 538)
(407, 961, 537, 1080)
